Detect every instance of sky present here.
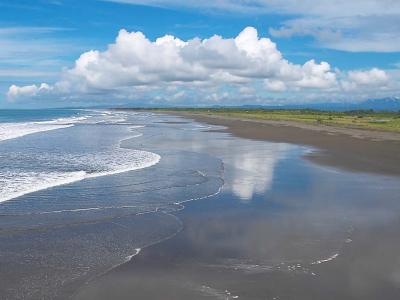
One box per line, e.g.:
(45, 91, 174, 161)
(1, 0, 399, 108)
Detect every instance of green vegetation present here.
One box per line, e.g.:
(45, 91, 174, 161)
(151, 108, 400, 132)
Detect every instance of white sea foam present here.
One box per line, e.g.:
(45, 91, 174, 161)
(0, 114, 95, 142)
(0, 149, 161, 203)
(124, 248, 142, 262)
(199, 285, 239, 299)
(38, 116, 89, 125)
(0, 109, 158, 203)
(0, 111, 135, 142)
(311, 253, 339, 265)
(0, 171, 87, 203)
(0, 122, 74, 142)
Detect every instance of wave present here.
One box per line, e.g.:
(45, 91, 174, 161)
(0, 114, 92, 142)
(0, 110, 136, 142)
(0, 122, 74, 142)
(311, 253, 340, 265)
(0, 149, 161, 203)
(0, 170, 87, 203)
(0, 109, 157, 203)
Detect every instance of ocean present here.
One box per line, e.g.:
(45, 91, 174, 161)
(0, 109, 160, 204)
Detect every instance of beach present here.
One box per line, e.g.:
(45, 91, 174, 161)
(1, 110, 400, 299)
(72, 112, 400, 300)
(167, 112, 400, 176)
(3, 0, 400, 298)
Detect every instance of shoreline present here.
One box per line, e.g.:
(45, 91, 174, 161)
(164, 112, 400, 176)
(71, 112, 400, 300)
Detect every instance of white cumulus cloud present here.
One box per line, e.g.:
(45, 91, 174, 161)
(342, 68, 390, 91)
(7, 83, 52, 101)
(348, 68, 389, 86)
(6, 27, 396, 103)
(7, 27, 338, 100)
(64, 27, 336, 90)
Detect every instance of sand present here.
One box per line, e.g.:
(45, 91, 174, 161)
(169, 112, 400, 176)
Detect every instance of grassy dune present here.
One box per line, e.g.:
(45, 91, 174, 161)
(154, 108, 400, 132)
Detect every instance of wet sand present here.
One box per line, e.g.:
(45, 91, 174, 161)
(169, 112, 400, 176)
(74, 184, 400, 300)
(73, 113, 400, 300)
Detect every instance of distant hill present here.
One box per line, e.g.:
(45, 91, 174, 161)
(351, 97, 400, 111)
(236, 97, 400, 112)
(104, 97, 400, 112)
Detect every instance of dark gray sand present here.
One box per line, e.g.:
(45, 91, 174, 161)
(74, 183, 400, 300)
(171, 112, 400, 176)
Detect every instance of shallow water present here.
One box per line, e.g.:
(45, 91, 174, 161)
(1, 111, 400, 299)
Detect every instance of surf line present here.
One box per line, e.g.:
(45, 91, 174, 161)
(311, 253, 339, 265)
(72, 162, 226, 297)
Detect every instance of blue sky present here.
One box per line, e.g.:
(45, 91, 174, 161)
(1, 0, 399, 107)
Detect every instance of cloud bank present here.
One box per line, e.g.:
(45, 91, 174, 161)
(7, 27, 397, 104)
(108, 0, 400, 53)
(107, 0, 400, 16)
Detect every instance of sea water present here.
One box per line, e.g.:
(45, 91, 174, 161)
(0, 109, 160, 204)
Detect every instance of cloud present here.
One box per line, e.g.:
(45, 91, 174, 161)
(7, 83, 52, 101)
(106, 0, 400, 53)
(341, 68, 390, 91)
(7, 27, 397, 103)
(0, 26, 90, 101)
(105, 0, 400, 16)
(264, 79, 286, 92)
(239, 86, 255, 95)
(0, 27, 65, 70)
(269, 15, 400, 52)
(0, 27, 68, 35)
(348, 68, 389, 86)
(7, 27, 338, 100)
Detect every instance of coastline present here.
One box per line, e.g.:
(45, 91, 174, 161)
(164, 112, 400, 176)
(71, 113, 400, 300)
(3, 111, 399, 299)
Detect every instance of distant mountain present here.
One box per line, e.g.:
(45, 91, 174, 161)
(99, 97, 400, 111)
(353, 97, 400, 111)
(236, 97, 400, 112)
